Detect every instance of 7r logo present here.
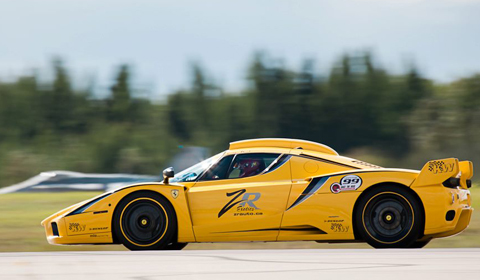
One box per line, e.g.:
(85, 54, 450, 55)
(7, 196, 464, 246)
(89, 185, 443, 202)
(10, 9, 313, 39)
(218, 189, 261, 218)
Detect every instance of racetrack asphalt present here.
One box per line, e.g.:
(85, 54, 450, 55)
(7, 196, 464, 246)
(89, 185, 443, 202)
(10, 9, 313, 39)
(0, 249, 478, 280)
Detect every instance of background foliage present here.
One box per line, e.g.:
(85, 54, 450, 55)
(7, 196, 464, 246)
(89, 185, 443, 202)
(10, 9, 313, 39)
(1, 52, 479, 187)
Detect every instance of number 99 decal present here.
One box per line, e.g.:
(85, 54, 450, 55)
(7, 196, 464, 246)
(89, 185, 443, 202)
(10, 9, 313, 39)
(330, 175, 363, 194)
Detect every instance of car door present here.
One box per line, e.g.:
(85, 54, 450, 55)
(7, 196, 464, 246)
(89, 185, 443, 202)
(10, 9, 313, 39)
(278, 152, 353, 241)
(187, 152, 292, 242)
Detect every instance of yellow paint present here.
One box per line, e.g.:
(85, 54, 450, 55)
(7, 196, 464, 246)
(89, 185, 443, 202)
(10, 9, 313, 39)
(41, 138, 473, 247)
(229, 138, 338, 155)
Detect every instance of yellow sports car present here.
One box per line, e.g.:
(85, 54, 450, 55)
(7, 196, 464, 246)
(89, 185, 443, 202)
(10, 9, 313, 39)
(41, 138, 473, 249)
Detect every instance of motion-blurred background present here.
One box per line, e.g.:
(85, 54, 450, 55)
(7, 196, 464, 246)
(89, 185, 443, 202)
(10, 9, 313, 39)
(0, 0, 479, 251)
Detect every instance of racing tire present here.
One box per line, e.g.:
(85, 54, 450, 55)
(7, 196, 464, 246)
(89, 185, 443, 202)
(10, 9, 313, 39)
(113, 191, 177, 251)
(408, 239, 431, 248)
(164, 242, 188, 250)
(355, 186, 424, 249)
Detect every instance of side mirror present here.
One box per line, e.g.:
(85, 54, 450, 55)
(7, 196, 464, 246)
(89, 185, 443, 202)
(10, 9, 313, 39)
(163, 167, 175, 184)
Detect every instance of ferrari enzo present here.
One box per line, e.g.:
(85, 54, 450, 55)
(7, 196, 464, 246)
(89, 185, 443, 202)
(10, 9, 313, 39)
(42, 138, 473, 249)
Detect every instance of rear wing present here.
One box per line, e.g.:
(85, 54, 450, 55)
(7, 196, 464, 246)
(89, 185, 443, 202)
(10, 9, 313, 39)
(411, 158, 473, 189)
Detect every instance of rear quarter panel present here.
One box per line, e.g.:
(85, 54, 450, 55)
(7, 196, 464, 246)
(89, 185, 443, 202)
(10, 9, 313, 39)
(409, 158, 472, 236)
(279, 170, 418, 241)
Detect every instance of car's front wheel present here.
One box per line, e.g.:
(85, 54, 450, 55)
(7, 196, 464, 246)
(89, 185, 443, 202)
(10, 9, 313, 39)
(113, 191, 176, 251)
(165, 241, 188, 250)
(355, 186, 424, 249)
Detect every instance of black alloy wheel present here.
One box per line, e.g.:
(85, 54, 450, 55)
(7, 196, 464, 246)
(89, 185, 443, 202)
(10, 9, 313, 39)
(113, 191, 177, 251)
(355, 186, 424, 248)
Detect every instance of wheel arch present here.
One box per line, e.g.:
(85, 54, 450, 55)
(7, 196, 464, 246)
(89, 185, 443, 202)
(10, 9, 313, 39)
(109, 184, 196, 244)
(351, 182, 426, 241)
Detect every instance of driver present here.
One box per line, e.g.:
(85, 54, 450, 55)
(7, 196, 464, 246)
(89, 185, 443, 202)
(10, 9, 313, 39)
(235, 158, 265, 178)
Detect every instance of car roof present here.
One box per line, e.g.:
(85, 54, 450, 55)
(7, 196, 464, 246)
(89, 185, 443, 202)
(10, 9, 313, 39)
(229, 138, 338, 156)
(228, 138, 384, 170)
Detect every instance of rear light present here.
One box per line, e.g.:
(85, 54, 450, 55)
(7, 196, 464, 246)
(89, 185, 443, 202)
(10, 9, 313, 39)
(51, 222, 59, 236)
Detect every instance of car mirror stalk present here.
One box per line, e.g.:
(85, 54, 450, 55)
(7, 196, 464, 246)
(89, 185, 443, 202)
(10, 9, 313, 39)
(163, 167, 175, 184)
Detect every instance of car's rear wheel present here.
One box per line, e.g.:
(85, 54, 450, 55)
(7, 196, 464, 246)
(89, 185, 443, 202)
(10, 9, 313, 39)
(408, 238, 431, 248)
(113, 191, 176, 251)
(355, 186, 424, 248)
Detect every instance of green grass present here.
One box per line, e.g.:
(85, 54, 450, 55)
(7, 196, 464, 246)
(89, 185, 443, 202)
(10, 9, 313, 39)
(0, 188, 478, 252)
(0, 192, 126, 252)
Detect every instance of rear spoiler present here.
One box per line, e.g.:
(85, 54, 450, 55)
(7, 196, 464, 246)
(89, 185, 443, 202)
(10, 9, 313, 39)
(411, 158, 473, 189)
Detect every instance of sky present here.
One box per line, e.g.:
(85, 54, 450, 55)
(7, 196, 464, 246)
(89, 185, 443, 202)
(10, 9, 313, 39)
(0, 0, 479, 98)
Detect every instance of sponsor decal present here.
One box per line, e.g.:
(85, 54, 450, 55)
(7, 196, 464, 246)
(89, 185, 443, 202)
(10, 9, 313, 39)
(351, 160, 382, 169)
(330, 175, 362, 194)
(171, 189, 179, 199)
(218, 189, 262, 218)
(89, 227, 108, 231)
(69, 223, 86, 233)
(324, 219, 344, 223)
(428, 160, 455, 174)
(330, 223, 349, 233)
(90, 234, 109, 238)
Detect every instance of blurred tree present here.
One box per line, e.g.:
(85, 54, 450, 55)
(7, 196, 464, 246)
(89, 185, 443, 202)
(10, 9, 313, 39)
(0, 82, 15, 140)
(289, 59, 317, 140)
(248, 52, 293, 137)
(223, 98, 248, 143)
(191, 63, 211, 130)
(14, 76, 43, 139)
(167, 92, 191, 141)
(322, 54, 356, 151)
(42, 58, 75, 132)
(107, 65, 133, 122)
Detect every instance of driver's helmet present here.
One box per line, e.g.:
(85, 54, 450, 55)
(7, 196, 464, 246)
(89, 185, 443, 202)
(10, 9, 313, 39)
(236, 158, 265, 178)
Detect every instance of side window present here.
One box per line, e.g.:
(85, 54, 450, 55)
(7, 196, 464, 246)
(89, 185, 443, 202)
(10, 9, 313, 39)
(198, 155, 234, 181)
(227, 153, 280, 179)
(264, 154, 291, 174)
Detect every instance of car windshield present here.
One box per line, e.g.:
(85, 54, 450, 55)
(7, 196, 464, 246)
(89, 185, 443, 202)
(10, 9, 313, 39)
(170, 152, 224, 183)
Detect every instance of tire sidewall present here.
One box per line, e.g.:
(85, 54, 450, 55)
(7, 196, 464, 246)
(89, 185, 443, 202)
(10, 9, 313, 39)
(355, 186, 424, 248)
(113, 191, 177, 251)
